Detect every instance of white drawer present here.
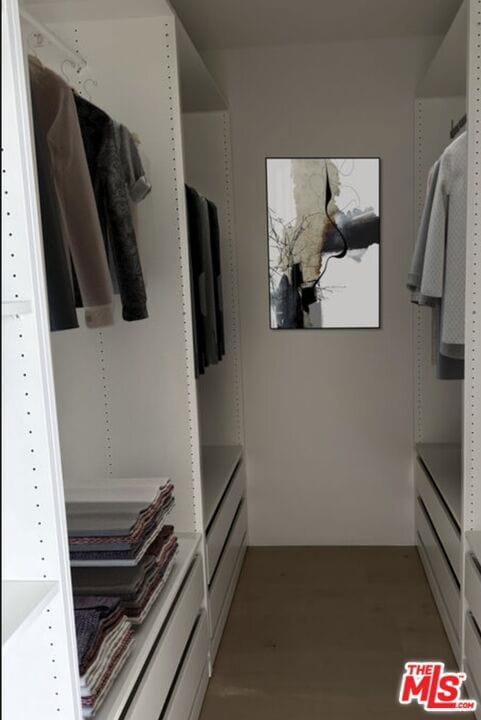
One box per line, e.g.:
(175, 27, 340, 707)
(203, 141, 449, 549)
(124, 557, 204, 720)
(466, 614, 481, 702)
(211, 534, 247, 663)
(206, 461, 245, 582)
(188, 664, 209, 720)
(209, 500, 247, 640)
(416, 499, 460, 641)
(163, 612, 209, 720)
(467, 553, 481, 633)
(415, 460, 461, 579)
(465, 662, 481, 720)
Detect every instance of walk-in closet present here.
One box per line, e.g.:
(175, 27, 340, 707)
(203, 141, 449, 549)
(2, 0, 480, 718)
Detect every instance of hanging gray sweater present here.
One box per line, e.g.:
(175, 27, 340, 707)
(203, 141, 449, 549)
(408, 159, 440, 301)
(407, 156, 464, 379)
(420, 131, 467, 359)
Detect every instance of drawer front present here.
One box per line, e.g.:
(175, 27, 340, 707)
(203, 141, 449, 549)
(124, 558, 204, 720)
(163, 612, 209, 720)
(466, 553, 481, 632)
(209, 501, 247, 639)
(465, 663, 481, 720)
(206, 461, 245, 582)
(466, 613, 481, 701)
(417, 538, 460, 663)
(187, 665, 209, 720)
(415, 460, 461, 579)
(211, 539, 247, 663)
(416, 500, 460, 639)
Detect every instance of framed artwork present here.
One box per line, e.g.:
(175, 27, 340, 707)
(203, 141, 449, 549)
(266, 157, 381, 329)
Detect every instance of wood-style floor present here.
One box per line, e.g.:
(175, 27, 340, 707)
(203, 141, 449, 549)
(200, 547, 461, 719)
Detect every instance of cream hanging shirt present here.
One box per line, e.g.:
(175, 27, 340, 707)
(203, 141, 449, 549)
(29, 57, 114, 328)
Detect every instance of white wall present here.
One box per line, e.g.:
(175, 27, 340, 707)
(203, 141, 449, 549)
(204, 36, 440, 545)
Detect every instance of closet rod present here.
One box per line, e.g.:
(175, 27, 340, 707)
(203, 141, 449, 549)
(450, 113, 467, 139)
(20, 8, 87, 68)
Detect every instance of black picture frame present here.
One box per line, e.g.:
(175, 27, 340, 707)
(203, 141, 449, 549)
(265, 156, 382, 331)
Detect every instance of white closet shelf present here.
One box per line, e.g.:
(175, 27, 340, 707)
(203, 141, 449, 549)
(2, 579, 59, 650)
(202, 445, 243, 526)
(1, 300, 33, 317)
(467, 532, 481, 566)
(416, 443, 462, 526)
(64, 476, 171, 503)
(95, 533, 200, 720)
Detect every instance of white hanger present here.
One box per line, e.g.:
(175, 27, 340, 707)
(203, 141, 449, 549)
(82, 78, 98, 101)
(61, 58, 76, 83)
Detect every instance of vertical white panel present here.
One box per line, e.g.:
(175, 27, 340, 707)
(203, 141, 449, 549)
(464, 0, 481, 532)
(413, 96, 466, 444)
(2, 1, 81, 717)
(462, 0, 481, 677)
(182, 111, 244, 446)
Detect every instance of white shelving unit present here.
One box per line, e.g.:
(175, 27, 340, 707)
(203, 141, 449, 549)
(2, 0, 247, 717)
(2, 580, 59, 649)
(413, 0, 481, 704)
(202, 445, 243, 526)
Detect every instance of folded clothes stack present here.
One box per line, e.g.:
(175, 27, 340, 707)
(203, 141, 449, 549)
(67, 479, 178, 715)
(72, 525, 179, 624)
(67, 481, 174, 565)
(74, 596, 134, 718)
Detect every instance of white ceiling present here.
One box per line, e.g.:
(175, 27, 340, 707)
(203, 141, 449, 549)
(170, 0, 463, 50)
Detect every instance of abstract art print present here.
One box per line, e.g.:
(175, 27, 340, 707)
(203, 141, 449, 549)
(266, 158, 380, 329)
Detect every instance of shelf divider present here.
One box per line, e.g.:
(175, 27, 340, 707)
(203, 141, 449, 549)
(2, 580, 59, 650)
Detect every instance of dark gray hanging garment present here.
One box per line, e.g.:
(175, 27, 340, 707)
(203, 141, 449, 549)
(207, 199, 225, 360)
(198, 196, 218, 366)
(186, 186, 206, 376)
